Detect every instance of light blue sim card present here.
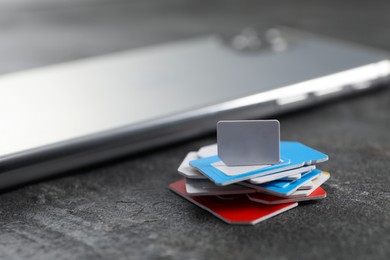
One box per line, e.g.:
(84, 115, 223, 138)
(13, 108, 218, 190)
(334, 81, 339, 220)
(189, 142, 328, 186)
(241, 169, 322, 197)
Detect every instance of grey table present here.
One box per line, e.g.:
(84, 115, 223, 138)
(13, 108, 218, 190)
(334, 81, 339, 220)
(0, 1, 389, 259)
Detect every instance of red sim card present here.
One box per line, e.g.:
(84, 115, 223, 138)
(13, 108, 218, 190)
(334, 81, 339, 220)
(247, 186, 327, 205)
(169, 179, 297, 225)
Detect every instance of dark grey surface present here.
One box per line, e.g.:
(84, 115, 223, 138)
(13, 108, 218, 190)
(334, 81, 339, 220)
(0, 0, 390, 259)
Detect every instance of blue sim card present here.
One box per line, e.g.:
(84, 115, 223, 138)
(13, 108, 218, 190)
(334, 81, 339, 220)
(189, 142, 328, 186)
(241, 169, 322, 196)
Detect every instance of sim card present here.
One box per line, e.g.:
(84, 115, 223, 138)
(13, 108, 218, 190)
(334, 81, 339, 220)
(240, 169, 321, 196)
(247, 186, 327, 205)
(190, 142, 328, 186)
(185, 178, 256, 196)
(169, 179, 297, 225)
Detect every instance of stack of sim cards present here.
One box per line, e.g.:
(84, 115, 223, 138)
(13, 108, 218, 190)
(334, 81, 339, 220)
(169, 120, 330, 225)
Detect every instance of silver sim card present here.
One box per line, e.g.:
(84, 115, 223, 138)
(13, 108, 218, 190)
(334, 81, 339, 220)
(217, 120, 280, 166)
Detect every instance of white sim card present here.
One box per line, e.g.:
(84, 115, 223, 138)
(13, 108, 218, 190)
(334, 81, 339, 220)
(177, 152, 206, 179)
(280, 173, 302, 181)
(185, 178, 256, 196)
(297, 180, 314, 190)
(249, 165, 316, 184)
(197, 144, 217, 158)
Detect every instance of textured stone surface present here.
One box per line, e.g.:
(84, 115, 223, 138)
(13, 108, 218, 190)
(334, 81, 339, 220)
(0, 1, 389, 259)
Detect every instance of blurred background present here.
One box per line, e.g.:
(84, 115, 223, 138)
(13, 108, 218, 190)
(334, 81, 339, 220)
(1, 0, 389, 74)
